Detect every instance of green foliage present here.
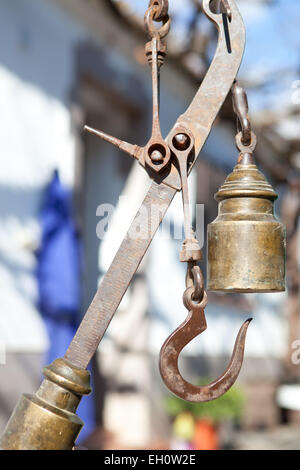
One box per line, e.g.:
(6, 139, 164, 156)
(163, 380, 245, 424)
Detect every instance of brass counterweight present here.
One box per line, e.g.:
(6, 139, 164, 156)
(207, 153, 286, 293)
(0, 358, 91, 450)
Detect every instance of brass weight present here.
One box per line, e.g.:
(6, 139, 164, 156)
(207, 153, 286, 292)
(0, 358, 91, 450)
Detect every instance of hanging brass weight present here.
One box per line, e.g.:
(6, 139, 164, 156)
(0, 358, 91, 450)
(207, 150, 286, 293)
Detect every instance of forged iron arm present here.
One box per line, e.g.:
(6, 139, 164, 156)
(65, 0, 246, 371)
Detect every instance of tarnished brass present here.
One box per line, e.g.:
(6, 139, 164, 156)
(207, 153, 286, 292)
(0, 358, 91, 450)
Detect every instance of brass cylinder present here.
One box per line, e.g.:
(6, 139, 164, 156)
(0, 358, 91, 450)
(207, 153, 286, 292)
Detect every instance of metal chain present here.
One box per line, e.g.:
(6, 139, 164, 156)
(185, 263, 205, 303)
(148, 0, 169, 21)
(144, 0, 171, 39)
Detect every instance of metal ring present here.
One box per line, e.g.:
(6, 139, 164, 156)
(192, 266, 204, 302)
(238, 116, 252, 147)
(235, 131, 257, 154)
(185, 265, 205, 303)
(183, 287, 208, 311)
(149, 0, 169, 21)
(144, 7, 171, 39)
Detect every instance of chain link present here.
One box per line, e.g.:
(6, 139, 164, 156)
(185, 264, 205, 303)
(144, 0, 171, 39)
(148, 0, 169, 21)
(231, 80, 258, 153)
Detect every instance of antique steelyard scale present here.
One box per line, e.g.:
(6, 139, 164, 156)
(0, 0, 286, 450)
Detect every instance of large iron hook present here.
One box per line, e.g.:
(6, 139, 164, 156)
(159, 286, 251, 402)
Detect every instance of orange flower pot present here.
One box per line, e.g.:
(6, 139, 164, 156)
(193, 419, 219, 450)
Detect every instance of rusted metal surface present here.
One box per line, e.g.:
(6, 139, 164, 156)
(144, 1, 171, 172)
(66, 0, 247, 372)
(185, 264, 204, 302)
(169, 127, 202, 262)
(159, 250, 252, 402)
(65, 180, 175, 369)
(148, 0, 169, 21)
(143, 35, 171, 172)
(159, 281, 252, 402)
(85, 0, 246, 189)
(163, 0, 246, 190)
(144, 3, 171, 39)
(86, 1, 171, 174)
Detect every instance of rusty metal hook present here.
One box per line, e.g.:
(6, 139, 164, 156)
(159, 287, 252, 402)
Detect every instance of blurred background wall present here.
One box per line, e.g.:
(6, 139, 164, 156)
(0, 0, 299, 450)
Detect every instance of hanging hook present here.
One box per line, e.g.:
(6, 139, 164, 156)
(159, 286, 252, 402)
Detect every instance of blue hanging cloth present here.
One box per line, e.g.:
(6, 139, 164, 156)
(36, 170, 95, 443)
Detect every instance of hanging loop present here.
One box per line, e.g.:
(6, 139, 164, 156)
(145, 0, 171, 38)
(235, 130, 257, 154)
(232, 81, 252, 147)
(148, 0, 169, 21)
(185, 264, 204, 303)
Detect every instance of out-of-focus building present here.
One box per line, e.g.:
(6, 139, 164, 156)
(0, 0, 295, 449)
(0, 0, 199, 447)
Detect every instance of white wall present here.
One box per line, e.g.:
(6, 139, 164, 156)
(0, 0, 88, 351)
(0, 0, 191, 354)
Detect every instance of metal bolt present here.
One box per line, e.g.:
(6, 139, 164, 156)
(150, 149, 164, 163)
(173, 133, 190, 151)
